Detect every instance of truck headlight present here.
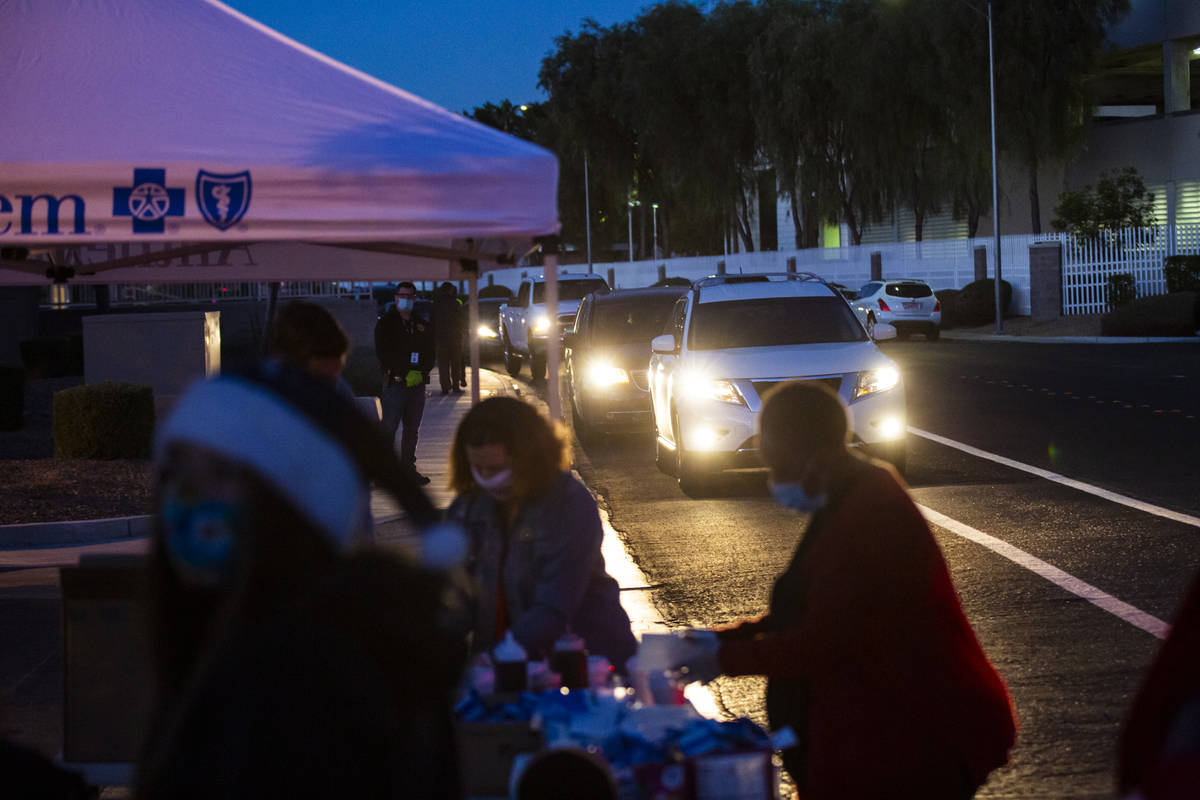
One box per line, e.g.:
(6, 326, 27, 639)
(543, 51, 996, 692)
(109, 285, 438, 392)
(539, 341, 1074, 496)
(854, 366, 900, 399)
(532, 316, 551, 334)
(477, 324, 499, 339)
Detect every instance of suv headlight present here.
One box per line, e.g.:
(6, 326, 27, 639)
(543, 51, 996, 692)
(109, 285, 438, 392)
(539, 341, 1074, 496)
(531, 316, 551, 334)
(854, 366, 900, 399)
(676, 369, 747, 407)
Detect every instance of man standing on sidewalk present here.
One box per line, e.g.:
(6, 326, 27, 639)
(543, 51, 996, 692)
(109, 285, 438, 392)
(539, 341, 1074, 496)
(375, 282, 434, 485)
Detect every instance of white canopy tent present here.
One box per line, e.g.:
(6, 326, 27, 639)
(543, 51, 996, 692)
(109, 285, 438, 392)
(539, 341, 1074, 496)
(0, 0, 567, 414)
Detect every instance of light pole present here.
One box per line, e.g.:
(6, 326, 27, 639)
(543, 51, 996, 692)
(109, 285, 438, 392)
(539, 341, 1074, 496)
(652, 203, 659, 259)
(627, 195, 640, 263)
(956, 1, 1004, 334)
(584, 151, 593, 271)
(985, 1, 1003, 335)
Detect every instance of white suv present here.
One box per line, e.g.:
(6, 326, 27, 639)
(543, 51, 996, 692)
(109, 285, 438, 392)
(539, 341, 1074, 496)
(649, 274, 907, 495)
(853, 278, 942, 340)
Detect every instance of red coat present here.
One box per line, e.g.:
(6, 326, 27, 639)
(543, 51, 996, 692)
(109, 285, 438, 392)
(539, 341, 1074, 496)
(1119, 568, 1200, 800)
(718, 463, 1016, 799)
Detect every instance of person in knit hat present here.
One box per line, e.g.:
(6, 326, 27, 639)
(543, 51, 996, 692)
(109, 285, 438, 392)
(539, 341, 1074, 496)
(136, 362, 468, 800)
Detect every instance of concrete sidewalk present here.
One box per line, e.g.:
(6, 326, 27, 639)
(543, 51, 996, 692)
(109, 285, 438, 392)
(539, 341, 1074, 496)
(0, 367, 523, 559)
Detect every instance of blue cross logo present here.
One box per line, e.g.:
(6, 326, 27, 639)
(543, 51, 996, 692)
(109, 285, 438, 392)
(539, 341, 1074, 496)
(113, 168, 185, 234)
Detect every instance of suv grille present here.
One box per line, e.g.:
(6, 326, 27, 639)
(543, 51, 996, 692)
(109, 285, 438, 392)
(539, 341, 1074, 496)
(750, 377, 842, 400)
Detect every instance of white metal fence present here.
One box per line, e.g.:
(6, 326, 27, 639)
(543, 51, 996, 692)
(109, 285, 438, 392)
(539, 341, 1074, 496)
(487, 235, 1044, 315)
(45, 280, 372, 308)
(1061, 223, 1200, 315)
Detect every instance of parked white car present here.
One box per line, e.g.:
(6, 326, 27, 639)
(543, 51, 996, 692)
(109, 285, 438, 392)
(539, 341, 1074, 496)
(649, 273, 907, 495)
(853, 278, 942, 340)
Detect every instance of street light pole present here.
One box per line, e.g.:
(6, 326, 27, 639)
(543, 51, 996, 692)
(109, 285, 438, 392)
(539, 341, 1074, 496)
(627, 195, 640, 263)
(584, 151, 593, 271)
(652, 203, 659, 259)
(986, 1, 1003, 334)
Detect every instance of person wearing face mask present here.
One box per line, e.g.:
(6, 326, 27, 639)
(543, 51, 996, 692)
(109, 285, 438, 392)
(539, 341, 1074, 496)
(138, 363, 469, 800)
(673, 381, 1016, 800)
(375, 281, 435, 484)
(446, 396, 637, 671)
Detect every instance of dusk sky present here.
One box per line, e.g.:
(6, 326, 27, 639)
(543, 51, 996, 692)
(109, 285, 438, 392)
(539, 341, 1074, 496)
(227, 0, 657, 115)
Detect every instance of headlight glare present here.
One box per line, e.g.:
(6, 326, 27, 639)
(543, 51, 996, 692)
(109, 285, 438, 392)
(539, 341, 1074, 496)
(675, 369, 746, 406)
(587, 362, 629, 388)
(855, 366, 900, 399)
(477, 324, 499, 339)
(532, 316, 551, 334)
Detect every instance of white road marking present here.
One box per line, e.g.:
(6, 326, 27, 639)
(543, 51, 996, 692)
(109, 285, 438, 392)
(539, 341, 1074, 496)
(909, 426, 1200, 529)
(598, 503, 725, 720)
(917, 503, 1169, 639)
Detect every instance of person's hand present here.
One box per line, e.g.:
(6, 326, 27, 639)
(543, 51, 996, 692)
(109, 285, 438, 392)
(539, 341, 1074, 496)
(673, 629, 722, 684)
(404, 369, 423, 388)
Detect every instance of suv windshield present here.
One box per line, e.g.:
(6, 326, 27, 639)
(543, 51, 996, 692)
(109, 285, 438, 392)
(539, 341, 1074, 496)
(590, 297, 679, 345)
(689, 297, 867, 350)
(534, 279, 608, 304)
(885, 283, 933, 298)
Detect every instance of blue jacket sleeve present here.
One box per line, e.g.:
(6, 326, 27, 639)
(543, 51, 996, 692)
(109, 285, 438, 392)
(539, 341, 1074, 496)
(510, 476, 603, 654)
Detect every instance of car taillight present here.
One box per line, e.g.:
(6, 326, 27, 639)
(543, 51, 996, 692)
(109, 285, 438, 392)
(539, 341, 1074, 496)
(878, 299, 891, 312)
(933, 300, 940, 312)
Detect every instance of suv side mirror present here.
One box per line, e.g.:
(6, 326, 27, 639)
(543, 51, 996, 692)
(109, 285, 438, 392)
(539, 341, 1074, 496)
(651, 333, 678, 354)
(872, 322, 898, 341)
(561, 330, 579, 349)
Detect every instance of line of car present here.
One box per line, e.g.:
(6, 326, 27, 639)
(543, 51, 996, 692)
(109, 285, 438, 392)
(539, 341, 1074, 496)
(490, 273, 944, 497)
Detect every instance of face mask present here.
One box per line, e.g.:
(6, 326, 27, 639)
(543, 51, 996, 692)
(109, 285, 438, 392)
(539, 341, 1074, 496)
(769, 481, 827, 513)
(395, 298, 414, 312)
(161, 493, 239, 587)
(471, 465, 514, 501)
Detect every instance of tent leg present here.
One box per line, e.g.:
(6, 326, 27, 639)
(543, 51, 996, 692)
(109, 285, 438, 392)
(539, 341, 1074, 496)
(468, 273, 480, 405)
(544, 255, 561, 421)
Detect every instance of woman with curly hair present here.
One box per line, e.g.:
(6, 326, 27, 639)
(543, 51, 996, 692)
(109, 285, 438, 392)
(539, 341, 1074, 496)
(446, 396, 636, 671)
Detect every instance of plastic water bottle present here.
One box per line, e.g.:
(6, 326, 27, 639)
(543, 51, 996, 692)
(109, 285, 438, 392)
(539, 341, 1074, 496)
(493, 631, 528, 693)
(549, 629, 589, 690)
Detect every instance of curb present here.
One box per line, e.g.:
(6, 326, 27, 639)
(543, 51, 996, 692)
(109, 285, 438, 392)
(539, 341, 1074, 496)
(940, 331, 1199, 344)
(0, 514, 151, 549)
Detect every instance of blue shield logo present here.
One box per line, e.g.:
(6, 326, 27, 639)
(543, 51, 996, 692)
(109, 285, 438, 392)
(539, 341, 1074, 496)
(195, 171, 251, 231)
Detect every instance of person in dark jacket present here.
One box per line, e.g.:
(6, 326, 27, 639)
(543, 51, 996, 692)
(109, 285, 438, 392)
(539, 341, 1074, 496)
(268, 298, 355, 399)
(446, 396, 637, 671)
(674, 381, 1016, 799)
(375, 282, 435, 484)
(432, 282, 464, 395)
(1119, 567, 1200, 800)
(137, 365, 467, 800)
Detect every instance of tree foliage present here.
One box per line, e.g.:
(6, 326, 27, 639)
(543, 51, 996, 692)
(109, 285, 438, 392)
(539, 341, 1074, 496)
(1051, 166, 1156, 240)
(467, 0, 1129, 255)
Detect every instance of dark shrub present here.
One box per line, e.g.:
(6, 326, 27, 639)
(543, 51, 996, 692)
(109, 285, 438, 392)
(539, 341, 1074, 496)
(0, 365, 25, 431)
(477, 284, 514, 299)
(20, 336, 78, 379)
(1106, 273, 1136, 310)
(53, 381, 155, 459)
(953, 279, 1012, 327)
(1163, 255, 1200, 293)
(342, 345, 382, 397)
(1101, 291, 1198, 337)
(934, 289, 961, 328)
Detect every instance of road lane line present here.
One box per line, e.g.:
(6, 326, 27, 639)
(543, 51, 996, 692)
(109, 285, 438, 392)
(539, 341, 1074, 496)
(917, 503, 1169, 639)
(909, 426, 1200, 529)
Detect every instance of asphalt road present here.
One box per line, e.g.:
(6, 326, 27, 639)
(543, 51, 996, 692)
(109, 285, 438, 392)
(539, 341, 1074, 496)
(538, 339, 1200, 799)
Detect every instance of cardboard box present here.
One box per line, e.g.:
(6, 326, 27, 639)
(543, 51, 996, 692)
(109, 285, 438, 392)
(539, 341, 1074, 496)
(456, 720, 543, 798)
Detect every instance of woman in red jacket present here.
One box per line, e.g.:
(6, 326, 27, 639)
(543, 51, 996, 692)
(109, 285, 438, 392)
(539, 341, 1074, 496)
(676, 381, 1016, 799)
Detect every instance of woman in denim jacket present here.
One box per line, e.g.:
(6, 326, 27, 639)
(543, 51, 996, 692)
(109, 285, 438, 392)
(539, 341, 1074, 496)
(446, 396, 637, 671)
